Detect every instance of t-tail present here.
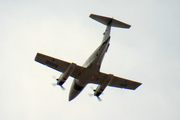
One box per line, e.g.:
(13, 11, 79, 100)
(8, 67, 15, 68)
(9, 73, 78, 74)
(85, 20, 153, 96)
(89, 14, 131, 43)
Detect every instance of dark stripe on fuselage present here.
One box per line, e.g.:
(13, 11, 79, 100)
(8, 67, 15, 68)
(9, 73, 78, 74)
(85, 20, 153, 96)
(74, 81, 84, 91)
(102, 36, 110, 45)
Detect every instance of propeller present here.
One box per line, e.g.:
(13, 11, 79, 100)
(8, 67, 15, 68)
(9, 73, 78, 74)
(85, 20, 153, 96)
(88, 93, 102, 101)
(51, 76, 65, 90)
(88, 86, 102, 101)
(51, 83, 65, 90)
(89, 86, 103, 94)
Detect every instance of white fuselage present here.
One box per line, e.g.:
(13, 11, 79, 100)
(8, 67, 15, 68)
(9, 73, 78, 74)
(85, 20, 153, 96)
(69, 23, 111, 101)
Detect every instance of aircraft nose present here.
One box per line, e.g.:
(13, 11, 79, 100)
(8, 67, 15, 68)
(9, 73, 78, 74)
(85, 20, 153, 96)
(69, 90, 79, 101)
(69, 95, 74, 101)
(69, 80, 79, 101)
(69, 79, 84, 101)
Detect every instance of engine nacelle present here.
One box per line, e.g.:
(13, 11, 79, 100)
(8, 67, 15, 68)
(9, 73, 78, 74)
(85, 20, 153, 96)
(57, 63, 76, 86)
(94, 74, 113, 97)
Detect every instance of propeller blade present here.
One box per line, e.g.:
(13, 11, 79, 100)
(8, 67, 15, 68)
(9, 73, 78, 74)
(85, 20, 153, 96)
(88, 93, 94, 97)
(52, 83, 57, 87)
(88, 93, 102, 101)
(52, 76, 59, 81)
(60, 85, 65, 90)
(52, 76, 56, 79)
(97, 96, 102, 101)
(90, 86, 96, 92)
(90, 86, 94, 90)
(52, 83, 65, 90)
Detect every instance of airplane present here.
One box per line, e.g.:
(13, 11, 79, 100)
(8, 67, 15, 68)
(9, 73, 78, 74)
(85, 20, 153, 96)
(35, 14, 142, 101)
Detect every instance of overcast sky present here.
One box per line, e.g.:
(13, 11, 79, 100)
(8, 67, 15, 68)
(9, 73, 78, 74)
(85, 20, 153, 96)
(0, 0, 180, 120)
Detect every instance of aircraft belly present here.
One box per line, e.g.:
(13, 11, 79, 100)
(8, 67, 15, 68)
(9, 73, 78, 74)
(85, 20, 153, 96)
(69, 79, 85, 101)
(80, 67, 99, 82)
(69, 88, 80, 101)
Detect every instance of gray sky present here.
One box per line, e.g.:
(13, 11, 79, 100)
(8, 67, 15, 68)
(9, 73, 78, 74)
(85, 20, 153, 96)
(0, 0, 180, 120)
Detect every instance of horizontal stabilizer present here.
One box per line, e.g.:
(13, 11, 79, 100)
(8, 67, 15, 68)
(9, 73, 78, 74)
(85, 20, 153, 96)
(90, 14, 131, 28)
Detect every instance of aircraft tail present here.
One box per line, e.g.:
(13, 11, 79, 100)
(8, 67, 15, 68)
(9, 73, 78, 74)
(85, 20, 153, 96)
(89, 14, 131, 28)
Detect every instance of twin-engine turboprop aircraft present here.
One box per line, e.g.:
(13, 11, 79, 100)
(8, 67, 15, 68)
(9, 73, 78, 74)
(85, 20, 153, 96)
(35, 14, 142, 101)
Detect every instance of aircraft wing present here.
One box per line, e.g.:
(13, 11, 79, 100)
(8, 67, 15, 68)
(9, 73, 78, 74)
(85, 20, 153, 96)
(35, 53, 141, 90)
(35, 53, 85, 79)
(93, 72, 141, 90)
(108, 75, 142, 90)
